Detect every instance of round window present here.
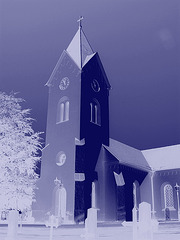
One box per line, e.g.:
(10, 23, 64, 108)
(56, 151, 66, 166)
(91, 79, 100, 92)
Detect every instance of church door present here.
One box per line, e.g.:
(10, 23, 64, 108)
(55, 186, 67, 220)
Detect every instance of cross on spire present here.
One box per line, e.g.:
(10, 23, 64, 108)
(77, 16, 84, 28)
(66, 17, 94, 69)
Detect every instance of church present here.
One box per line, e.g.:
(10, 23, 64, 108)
(33, 20, 180, 224)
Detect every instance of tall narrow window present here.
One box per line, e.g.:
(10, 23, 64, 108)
(95, 105, 98, 124)
(57, 97, 69, 123)
(90, 99, 101, 126)
(60, 103, 65, 123)
(90, 103, 93, 123)
(64, 101, 69, 121)
(164, 184, 174, 209)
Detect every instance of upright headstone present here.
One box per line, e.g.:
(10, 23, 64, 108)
(7, 210, 18, 240)
(132, 207, 138, 240)
(138, 202, 153, 240)
(85, 208, 97, 239)
(83, 182, 98, 239)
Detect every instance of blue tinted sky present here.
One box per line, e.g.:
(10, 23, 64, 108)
(0, 0, 180, 150)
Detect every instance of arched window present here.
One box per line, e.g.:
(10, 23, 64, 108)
(164, 184, 174, 209)
(90, 99, 101, 126)
(56, 97, 69, 123)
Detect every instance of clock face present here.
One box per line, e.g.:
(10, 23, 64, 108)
(91, 79, 100, 92)
(59, 77, 70, 90)
(56, 152, 66, 166)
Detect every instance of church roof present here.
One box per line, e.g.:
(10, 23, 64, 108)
(104, 138, 151, 172)
(66, 26, 95, 69)
(104, 139, 180, 172)
(142, 145, 180, 171)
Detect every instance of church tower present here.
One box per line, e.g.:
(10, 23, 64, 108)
(35, 19, 111, 223)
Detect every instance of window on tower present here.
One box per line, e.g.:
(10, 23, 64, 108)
(56, 97, 70, 124)
(90, 99, 101, 126)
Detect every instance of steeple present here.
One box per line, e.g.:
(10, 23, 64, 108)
(66, 17, 95, 69)
(35, 18, 111, 224)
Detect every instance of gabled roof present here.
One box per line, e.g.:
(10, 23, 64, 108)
(104, 139, 180, 172)
(104, 138, 151, 172)
(142, 145, 180, 171)
(66, 26, 95, 69)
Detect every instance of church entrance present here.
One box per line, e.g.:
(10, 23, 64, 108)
(53, 179, 67, 222)
(55, 186, 66, 220)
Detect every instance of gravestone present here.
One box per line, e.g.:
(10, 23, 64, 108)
(132, 207, 138, 240)
(138, 202, 153, 240)
(7, 210, 18, 240)
(83, 182, 98, 239)
(84, 208, 98, 239)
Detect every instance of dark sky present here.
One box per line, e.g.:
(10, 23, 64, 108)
(0, 0, 180, 150)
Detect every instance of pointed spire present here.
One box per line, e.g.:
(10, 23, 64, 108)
(66, 17, 95, 69)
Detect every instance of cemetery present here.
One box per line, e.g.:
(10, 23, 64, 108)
(0, 203, 180, 240)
